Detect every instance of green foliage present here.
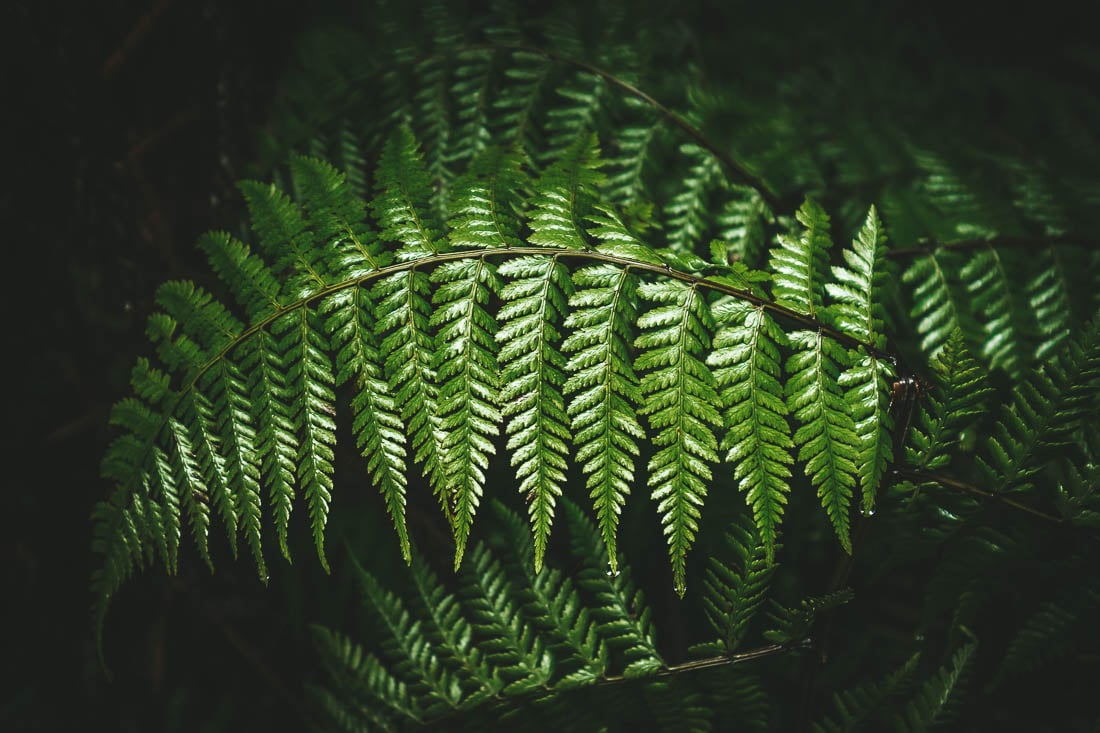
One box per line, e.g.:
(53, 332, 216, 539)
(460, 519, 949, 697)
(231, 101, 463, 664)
(92, 0, 1100, 729)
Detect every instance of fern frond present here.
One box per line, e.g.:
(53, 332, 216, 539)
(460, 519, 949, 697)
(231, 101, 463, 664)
(978, 313, 1100, 493)
(892, 641, 976, 732)
(786, 330, 859, 551)
(603, 104, 663, 209)
(563, 262, 644, 570)
(461, 541, 554, 694)
(827, 205, 889, 350)
(311, 625, 424, 728)
(290, 154, 387, 277)
(497, 256, 573, 571)
(635, 279, 722, 595)
(812, 653, 920, 733)
(694, 512, 776, 655)
(769, 197, 832, 318)
(1026, 245, 1074, 361)
(323, 286, 410, 562)
(353, 559, 465, 715)
(373, 125, 449, 261)
(905, 328, 990, 470)
(829, 207, 894, 513)
(663, 142, 724, 256)
(493, 501, 608, 685)
(274, 307, 336, 572)
(993, 577, 1100, 686)
(198, 231, 284, 321)
(373, 267, 447, 509)
(561, 499, 663, 676)
(408, 552, 502, 702)
(960, 246, 1033, 377)
(527, 131, 604, 250)
(716, 185, 772, 267)
(431, 257, 503, 560)
(763, 590, 853, 647)
(239, 179, 331, 298)
(709, 300, 793, 562)
(900, 248, 970, 360)
(236, 330, 299, 562)
(448, 146, 530, 250)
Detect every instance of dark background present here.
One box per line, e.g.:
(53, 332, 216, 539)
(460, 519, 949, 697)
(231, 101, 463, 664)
(5, 1, 1097, 731)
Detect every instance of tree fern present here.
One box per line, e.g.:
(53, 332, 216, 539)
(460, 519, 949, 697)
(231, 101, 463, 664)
(85, 7, 1100, 729)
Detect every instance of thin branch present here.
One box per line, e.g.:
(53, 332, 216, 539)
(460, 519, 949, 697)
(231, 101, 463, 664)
(889, 466, 1067, 525)
(410, 642, 796, 731)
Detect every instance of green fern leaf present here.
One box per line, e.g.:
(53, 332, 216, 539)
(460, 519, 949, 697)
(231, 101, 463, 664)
(198, 231, 284, 321)
(409, 552, 502, 701)
(696, 513, 776, 655)
(323, 286, 410, 562)
(274, 308, 336, 572)
(812, 653, 920, 733)
(563, 262, 644, 571)
(373, 125, 449, 261)
(829, 206, 894, 513)
(290, 154, 388, 276)
(354, 559, 465, 714)
(770, 197, 832, 318)
(528, 132, 604, 250)
(893, 641, 976, 732)
(635, 279, 722, 595)
(709, 300, 794, 562)
(432, 257, 503, 561)
(786, 330, 859, 552)
(906, 328, 990, 470)
(901, 248, 973, 360)
(460, 542, 554, 693)
(602, 102, 663, 209)
(493, 501, 608, 682)
(978, 314, 1100, 492)
(716, 185, 772, 267)
(311, 625, 424, 727)
(373, 268, 447, 508)
(961, 246, 1033, 377)
(497, 256, 573, 571)
(664, 142, 724, 256)
(235, 330, 298, 562)
(239, 179, 331, 297)
(1026, 245, 1074, 361)
(561, 499, 663, 676)
(448, 146, 530, 250)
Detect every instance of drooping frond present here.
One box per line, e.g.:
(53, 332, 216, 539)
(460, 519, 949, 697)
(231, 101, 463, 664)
(635, 279, 722, 595)
(562, 262, 644, 571)
(663, 142, 725, 255)
(431, 257, 503, 561)
(829, 207, 894, 513)
(786, 330, 859, 552)
(497, 256, 573, 571)
(322, 285, 410, 561)
(709, 300, 793, 562)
